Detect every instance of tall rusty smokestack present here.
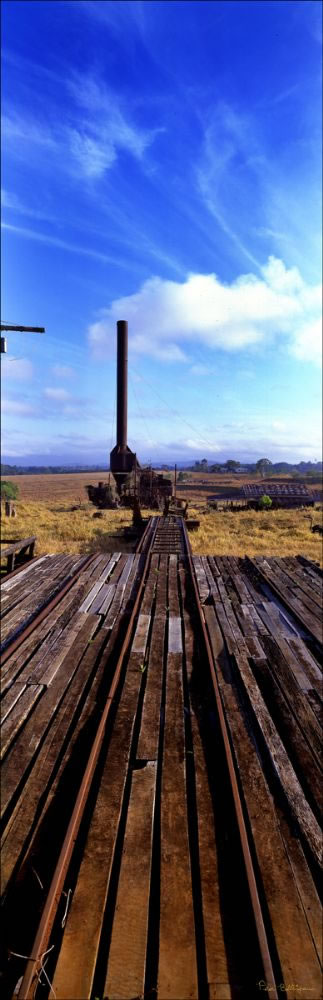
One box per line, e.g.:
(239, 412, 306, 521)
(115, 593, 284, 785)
(116, 320, 128, 449)
(110, 320, 137, 493)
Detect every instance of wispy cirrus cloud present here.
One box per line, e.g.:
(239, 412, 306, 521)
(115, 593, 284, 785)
(1, 187, 55, 223)
(51, 365, 76, 378)
(3, 64, 162, 182)
(1, 356, 34, 379)
(88, 256, 322, 366)
(2, 222, 142, 271)
(196, 99, 321, 281)
(44, 387, 72, 402)
(1, 398, 36, 415)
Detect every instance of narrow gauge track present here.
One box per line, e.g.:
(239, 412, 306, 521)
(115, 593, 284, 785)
(1, 518, 321, 999)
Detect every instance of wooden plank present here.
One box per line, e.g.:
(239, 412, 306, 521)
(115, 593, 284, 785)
(262, 636, 322, 767)
(0, 619, 100, 894)
(277, 807, 323, 965)
(96, 554, 120, 583)
(230, 648, 322, 867)
(0, 555, 48, 591)
(137, 562, 167, 761)
(182, 602, 232, 997)
(254, 599, 296, 640)
(1, 555, 67, 617)
(287, 637, 322, 692)
(140, 554, 158, 614)
(0, 616, 99, 823)
(205, 605, 322, 1000)
(274, 636, 315, 693)
(155, 555, 168, 613)
(29, 611, 91, 686)
(88, 583, 110, 614)
(120, 553, 145, 613)
(1, 685, 45, 761)
(0, 565, 100, 691)
(99, 583, 116, 615)
(52, 671, 144, 998)
(251, 656, 322, 821)
(78, 580, 105, 613)
(200, 557, 220, 599)
(274, 557, 322, 611)
(193, 556, 209, 603)
(0, 557, 84, 647)
(131, 613, 151, 655)
(104, 762, 157, 999)
(252, 558, 323, 644)
(168, 616, 182, 653)
(286, 556, 323, 599)
(102, 557, 134, 629)
(1, 682, 28, 725)
(158, 646, 198, 998)
(137, 616, 166, 761)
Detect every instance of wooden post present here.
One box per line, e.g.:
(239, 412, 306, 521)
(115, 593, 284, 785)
(5, 501, 12, 517)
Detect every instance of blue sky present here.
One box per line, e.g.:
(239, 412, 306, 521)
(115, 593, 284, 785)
(1, 0, 322, 466)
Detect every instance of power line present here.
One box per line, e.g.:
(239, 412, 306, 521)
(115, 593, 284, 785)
(129, 364, 217, 451)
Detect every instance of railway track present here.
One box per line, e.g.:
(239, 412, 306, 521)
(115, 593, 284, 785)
(1, 517, 321, 999)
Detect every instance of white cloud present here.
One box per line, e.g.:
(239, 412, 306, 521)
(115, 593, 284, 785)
(189, 364, 218, 376)
(289, 317, 322, 366)
(44, 387, 71, 402)
(1, 398, 35, 415)
(52, 365, 76, 378)
(1, 356, 34, 379)
(88, 256, 322, 365)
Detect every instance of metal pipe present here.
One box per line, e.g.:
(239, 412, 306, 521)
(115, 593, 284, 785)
(116, 320, 128, 450)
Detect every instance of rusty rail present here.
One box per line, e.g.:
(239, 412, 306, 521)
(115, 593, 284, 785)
(16, 518, 158, 1000)
(182, 520, 279, 998)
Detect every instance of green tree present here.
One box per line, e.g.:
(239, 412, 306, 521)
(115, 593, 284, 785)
(258, 494, 272, 510)
(225, 460, 240, 472)
(1, 480, 19, 500)
(256, 458, 273, 478)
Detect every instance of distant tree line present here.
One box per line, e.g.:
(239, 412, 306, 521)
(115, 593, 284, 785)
(185, 459, 322, 477)
(1, 464, 109, 476)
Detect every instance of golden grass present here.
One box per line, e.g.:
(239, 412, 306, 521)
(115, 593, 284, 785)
(1, 501, 134, 557)
(188, 506, 323, 563)
(1, 498, 322, 565)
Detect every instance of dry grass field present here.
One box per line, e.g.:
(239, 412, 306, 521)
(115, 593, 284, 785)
(1, 471, 322, 565)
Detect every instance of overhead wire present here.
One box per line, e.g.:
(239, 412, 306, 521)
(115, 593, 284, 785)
(129, 371, 153, 447)
(129, 363, 217, 451)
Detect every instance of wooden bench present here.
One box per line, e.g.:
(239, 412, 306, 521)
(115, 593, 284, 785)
(0, 536, 36, 575)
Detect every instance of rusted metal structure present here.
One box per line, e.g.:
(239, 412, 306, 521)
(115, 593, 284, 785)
(87, 320, 173, 510)
(242, 482, 316, 508)
(110, 320, 137, 493)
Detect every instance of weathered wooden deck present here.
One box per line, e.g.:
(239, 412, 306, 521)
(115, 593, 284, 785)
(0, 531, 322, 1000)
